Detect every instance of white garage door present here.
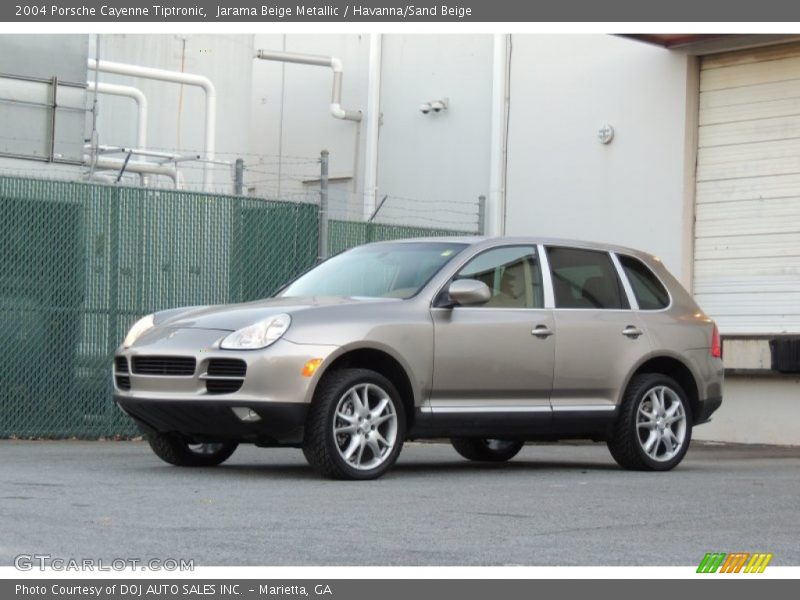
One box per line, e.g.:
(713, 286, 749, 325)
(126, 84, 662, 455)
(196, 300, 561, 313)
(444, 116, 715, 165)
(695, 42, 800, 335)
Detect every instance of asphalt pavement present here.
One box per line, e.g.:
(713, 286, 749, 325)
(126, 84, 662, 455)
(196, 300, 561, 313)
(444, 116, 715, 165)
(1, 439, 798, 566)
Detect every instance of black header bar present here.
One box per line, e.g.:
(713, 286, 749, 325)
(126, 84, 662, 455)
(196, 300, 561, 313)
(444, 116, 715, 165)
(2, 0, 799, 22)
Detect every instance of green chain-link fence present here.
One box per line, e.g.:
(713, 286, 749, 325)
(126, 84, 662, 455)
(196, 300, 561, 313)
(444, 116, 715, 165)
(328, 220, 475, 255)
(0, 176, 475, 439)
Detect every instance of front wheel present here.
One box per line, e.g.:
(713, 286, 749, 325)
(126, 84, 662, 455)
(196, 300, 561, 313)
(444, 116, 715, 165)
(607, 373, 692, 471)
(303, 368, 406, 480)
(451, 438, 524, 462)
(147, 433, 238, 467)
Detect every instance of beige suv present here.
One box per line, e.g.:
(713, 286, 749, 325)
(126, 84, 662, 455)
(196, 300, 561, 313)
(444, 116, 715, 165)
(114, 237, 724, 480)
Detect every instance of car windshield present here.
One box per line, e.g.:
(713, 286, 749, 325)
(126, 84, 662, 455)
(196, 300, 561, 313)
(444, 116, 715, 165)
(279, 242, 468, 299)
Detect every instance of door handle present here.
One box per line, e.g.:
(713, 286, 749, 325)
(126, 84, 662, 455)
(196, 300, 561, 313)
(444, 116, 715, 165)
(622, 325, 644, 339)
(532, 325, 554, 339)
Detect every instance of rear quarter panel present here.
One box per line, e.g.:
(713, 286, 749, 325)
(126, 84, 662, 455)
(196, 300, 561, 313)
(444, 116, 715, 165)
(633, 254, 724, 402)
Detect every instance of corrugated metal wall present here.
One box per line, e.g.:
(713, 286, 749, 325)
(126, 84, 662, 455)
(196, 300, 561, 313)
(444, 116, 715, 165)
(695, 42, 800, 334)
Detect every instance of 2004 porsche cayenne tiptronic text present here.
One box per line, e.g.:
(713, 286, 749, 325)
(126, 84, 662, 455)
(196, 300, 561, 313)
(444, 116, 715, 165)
(113, 237, 723, 480)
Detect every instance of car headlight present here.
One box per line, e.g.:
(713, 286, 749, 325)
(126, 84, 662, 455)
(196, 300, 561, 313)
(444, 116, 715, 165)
(220, 313, 291, 350)
(123, 314, 155, 348)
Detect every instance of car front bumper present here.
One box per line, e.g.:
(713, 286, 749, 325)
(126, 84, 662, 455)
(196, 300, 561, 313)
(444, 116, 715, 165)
(115, 396, 309, 445)
(113, 328, 338, 444)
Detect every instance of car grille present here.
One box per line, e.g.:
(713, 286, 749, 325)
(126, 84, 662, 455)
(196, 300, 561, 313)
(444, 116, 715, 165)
(205, 379, 245, 394)
(205, 358, 247, 394)
(207, 359, 247, 378)
(131, 356, 196, 376)
(114, 356, 131, 390)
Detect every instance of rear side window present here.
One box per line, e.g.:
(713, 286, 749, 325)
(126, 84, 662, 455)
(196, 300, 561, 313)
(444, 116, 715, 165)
(547, 247, 629, 310)
(619, 255, 670, 310)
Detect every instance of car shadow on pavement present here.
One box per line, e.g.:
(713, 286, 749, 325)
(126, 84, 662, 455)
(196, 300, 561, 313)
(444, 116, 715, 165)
(393, 459, 622, 473)
(128, 458, 629, 480)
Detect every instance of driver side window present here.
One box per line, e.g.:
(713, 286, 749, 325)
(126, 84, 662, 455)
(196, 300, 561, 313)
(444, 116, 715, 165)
(455, 246, 543, 308)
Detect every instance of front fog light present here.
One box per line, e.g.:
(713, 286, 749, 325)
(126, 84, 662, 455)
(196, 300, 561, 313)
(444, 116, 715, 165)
(232, 407, 261, 422)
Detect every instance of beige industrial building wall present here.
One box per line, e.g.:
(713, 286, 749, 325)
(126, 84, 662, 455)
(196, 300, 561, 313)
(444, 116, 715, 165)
(503, 35, 799, 445)
(3, 33, 798, 445)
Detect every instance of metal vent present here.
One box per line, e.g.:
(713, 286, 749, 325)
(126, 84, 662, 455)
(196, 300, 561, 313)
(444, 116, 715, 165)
(131, 356, 196, 376)
(114, 356, 128, 373)
(204, 359, 246, 394)
(207, 359, 247, 378)
(205, 379, 244, 395)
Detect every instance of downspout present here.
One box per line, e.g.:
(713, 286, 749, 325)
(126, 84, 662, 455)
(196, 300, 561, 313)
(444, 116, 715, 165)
(86, 81, 148, 150)
(254, 49, 362, 122)
(488, 34, 511, 236)
(362, 34, 382, 219)
(88, 58, 216, 191)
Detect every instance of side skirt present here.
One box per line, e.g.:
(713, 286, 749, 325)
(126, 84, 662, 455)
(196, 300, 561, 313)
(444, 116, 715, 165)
(407, 407, 616, 441)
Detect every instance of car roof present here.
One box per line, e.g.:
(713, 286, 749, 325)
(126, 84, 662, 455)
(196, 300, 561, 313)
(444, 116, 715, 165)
(367, 236, 658, 259)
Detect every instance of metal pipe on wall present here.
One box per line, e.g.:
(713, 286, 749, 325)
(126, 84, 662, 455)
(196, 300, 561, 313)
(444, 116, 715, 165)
(362, 34, 382, 220)
(488, 34, 511, 236)
(254, 48, 362, 122)
(86, 80, 148, 151)
(87, 58, 216, 190)
(85, 154, 183, 188)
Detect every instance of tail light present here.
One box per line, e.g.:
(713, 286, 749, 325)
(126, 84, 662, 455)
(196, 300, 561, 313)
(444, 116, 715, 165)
(711, 323, 722, 359)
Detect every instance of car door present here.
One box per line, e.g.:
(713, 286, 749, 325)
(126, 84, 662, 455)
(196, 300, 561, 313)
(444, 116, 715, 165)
(545, 246, 651, 418)
(430, 245, 555, 420)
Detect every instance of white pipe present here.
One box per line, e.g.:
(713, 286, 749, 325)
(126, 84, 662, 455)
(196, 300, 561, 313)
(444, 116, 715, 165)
(86, 155, 183, 188)
(362, 34, 382, 219)
(86, 81, 148, 150)
(88, 58, 216, 190)
(91, 144, 202, 163)
(488, 34, 511, 236)
(255, 49, 362, 122)
(86, 173, 117, 185)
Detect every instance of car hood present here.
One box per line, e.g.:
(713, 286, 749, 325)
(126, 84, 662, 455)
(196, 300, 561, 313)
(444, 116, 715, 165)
(156, 296, 401, 332)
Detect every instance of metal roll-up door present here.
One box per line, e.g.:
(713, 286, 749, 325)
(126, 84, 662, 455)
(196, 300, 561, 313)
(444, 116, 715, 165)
(695, 42, 800, 334)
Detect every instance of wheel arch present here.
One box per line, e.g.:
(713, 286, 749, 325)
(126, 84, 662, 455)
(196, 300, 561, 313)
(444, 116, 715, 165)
(306, 343, 418, 427)
(622, 353, 702, 423)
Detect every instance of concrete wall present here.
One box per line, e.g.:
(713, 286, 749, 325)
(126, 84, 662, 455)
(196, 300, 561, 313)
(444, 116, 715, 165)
(695, 376, 800, 445)
(248, 34, 493, 227)
(0, 32, 796, 446)
(504, 35, 698, 285)
(375, 35, 493, 230)
(249, 34, 369, 216)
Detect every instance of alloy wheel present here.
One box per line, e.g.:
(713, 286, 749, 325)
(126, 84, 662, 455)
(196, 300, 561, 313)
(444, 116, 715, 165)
(187, 442, 226, 455)
(332, 383, 398, 471)
(636, 385, 687, 462)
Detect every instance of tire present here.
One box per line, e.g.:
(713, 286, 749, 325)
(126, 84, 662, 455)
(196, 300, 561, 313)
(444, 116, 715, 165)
(607, 373, 693, 471)
(451, 438, 524, 462)
(147, 432, 238, 467)
(303, 368, 406, 480)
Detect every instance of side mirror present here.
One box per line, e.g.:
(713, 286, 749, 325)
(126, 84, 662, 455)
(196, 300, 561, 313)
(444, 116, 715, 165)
(447, 279, 491, 307)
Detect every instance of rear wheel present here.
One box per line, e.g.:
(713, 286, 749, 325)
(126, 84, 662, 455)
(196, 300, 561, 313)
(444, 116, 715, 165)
(451, 438, 524, 462)
(303, 368, 406, 480)
(147, 432, 238, 467)
(607, 373, 692, 471)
